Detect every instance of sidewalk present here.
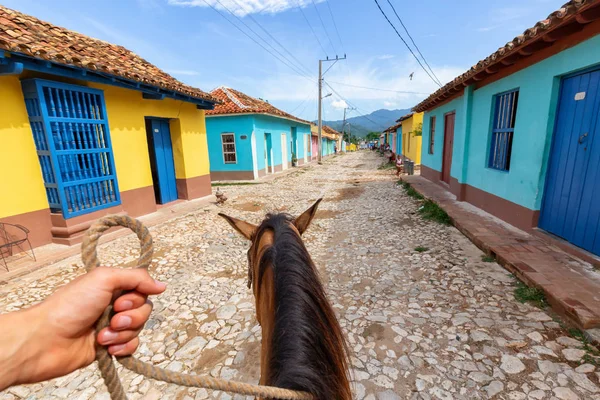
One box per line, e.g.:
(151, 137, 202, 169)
(403, 175, 600, 336)
(0, 161, 323, 283)
(0, 194, 217, 283)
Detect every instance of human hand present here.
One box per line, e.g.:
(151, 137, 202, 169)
(0, 267, 166, 389)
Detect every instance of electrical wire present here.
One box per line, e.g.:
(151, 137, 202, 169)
(327, 81, 429, 95)
(324, 81, 390, 130)
(230, 0, 314, 77)
(296, 0, 329, 56)
(324, 0, 345, 52)
(372, 0, 442, 87)
(311, 0, 337, 55)
(385, 0, 442, 86)
(201, 0, 315, 83)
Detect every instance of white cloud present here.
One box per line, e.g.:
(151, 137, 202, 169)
(331, 99, 348, 109)
(377, 54, 395, 60)
(226, 55, 466, 120)
(167, 0, 324, 17)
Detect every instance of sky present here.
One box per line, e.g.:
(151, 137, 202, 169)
(4, 0, 562, 123)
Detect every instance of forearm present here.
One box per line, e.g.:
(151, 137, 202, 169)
(0, 306, 41, 391)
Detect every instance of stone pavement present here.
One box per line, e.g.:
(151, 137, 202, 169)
(403, 175, 600, 334)
(1, 151, 599, 400)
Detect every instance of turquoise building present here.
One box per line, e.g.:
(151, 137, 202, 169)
(415, 1, 600, 256)
(206, 87, 312, 180)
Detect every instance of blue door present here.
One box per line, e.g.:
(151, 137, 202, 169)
(146, 119, 178, 204)
(291, 127, 298, 158)
(539, 68, 600, 255)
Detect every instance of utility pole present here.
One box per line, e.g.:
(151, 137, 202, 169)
(318, 54, 346, 164)
(341, 106, 355, 140)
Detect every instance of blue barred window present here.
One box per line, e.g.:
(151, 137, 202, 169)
(489, 89, 519, 171)
(22, 79, 120, 218)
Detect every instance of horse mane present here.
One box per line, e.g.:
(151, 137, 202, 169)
(254, 213, 351, 400)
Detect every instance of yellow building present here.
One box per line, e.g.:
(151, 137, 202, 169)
(0, 5, 218, 248)
(400, 112, 424, 165)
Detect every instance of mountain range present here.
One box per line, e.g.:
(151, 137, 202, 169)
(319, 108, 412, 138)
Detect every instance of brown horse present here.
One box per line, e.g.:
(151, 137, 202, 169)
(219, 199, 351, 400)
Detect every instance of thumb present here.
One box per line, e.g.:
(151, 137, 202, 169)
(93, 267, 167, 296)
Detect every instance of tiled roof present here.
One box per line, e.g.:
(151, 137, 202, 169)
(206, 87, 311, 125)
(414, 0, 600, 112)
(310, 124, 339, 140)
(397, 112, 414, 123)
(323, 125, 341, 137)
(384, 122, 402, 133)
(0, 5, 217, 104)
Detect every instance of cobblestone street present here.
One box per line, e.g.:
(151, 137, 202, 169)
(1, 151, 599, 400)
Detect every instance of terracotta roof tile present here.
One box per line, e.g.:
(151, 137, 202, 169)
(309, 124, 339, 140)
(414, 0, 600, 112)
(396, 112, 414, 123)
(0, 5, 217, 104)
(384, 122, 402, 133)
(206, 87, 311, 125)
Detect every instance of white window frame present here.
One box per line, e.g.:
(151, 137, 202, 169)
(221, 133, 237, 164)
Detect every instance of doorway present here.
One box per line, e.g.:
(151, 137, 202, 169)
(539, 67, 600, 256)
(442, 112, 456, 185)
(145, 118, 178, 204)
(281, 133, 288, 170)
(264, 133, 273, 173)
(251, 132, 259, 180)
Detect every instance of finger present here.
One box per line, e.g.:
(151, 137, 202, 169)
(108, 337, 139, 356)
(93, 267, 167, 295)
(110, 299, 153, 331)
(98, 327, 143, 346)
(113, 292, 148, 312)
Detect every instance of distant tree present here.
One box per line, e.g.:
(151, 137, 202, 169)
(365, 131, 381, 142)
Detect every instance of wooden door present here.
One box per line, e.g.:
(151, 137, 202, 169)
(442, 112, 456, 184)
(146, 119, 177, 204)
(539, 68, 600, 255)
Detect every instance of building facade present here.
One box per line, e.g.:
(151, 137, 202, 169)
(400, 113, 423, 165)
(206, 87, 311, 180)
(0, 5, 217, 247)
(415, 0, 600, 256)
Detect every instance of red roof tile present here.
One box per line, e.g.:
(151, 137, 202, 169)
(384, 122, 402, 133)
(0, 5, 217, 103)
(414, 0, 600, 112)
(206, 87, 311, 125)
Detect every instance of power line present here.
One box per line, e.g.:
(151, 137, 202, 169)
(289, 92, 314, 114)
(297, 95, 317, 118)
(324, 0, 345, 52)
(324, 81, 390, 130)
(213, 0, 315, 81)
(372, 0, 442, 88)
(327, 80, 429, 95)
(311, 0, 337, 54)
(385, 0, 442, 86)
(230, 0, 314, 77)
(202, 0, 315, 83)
(296, 0, 328, 56)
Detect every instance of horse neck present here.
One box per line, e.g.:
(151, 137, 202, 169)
(257, 222, 351, 400)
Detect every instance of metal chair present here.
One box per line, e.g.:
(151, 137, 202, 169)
(0, 223, 36, 271)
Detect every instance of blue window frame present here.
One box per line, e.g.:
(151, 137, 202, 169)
(489, 89, 519, 171)
(21, 79, 120, 218)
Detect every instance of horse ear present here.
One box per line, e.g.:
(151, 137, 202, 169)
(218, 213, 257, 240)
(294, 198, 323, 235)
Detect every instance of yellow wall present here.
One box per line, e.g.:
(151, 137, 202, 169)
(401, 112, 424, 164)
(90, 83, 210, 192)
(0, 75, 48, 218)
(0, 73, 210, 220)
